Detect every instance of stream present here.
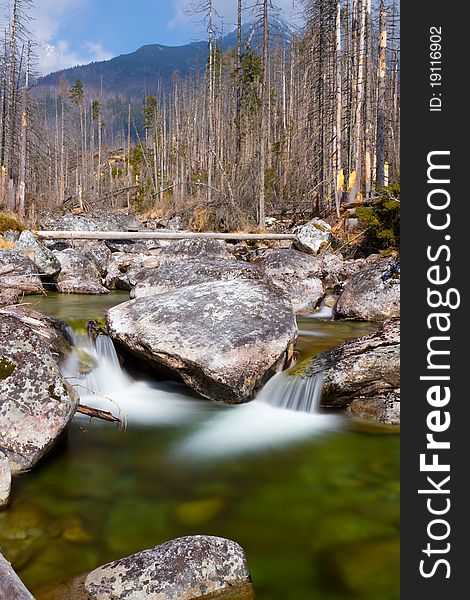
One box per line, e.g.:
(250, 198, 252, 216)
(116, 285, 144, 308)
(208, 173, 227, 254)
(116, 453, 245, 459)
(0, 293, 399, 600)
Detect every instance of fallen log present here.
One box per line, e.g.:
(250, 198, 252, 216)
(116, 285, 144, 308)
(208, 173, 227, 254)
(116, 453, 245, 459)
(35, 230, 297, 242)
(76, 404, 122, 425)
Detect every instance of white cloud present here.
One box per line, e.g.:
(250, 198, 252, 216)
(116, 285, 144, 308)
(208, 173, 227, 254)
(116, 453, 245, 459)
(30, 0, 113, 74)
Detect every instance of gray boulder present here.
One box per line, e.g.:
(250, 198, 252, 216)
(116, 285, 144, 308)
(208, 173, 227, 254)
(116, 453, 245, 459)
(80, 536, 254, 600)
(43, 211, 141, 232)
(15, 230, 61, 278)
(131, 258, 264, 299)
(0, 450, 10, 507)
(298, 319, 400, 424)
(105, 253, 160, 291)
(54, 248, 109, 295)
(155, 238, 234, 262)
(252, 249, 324, 313)
(0, 553, 35, 600)
(108, 280, 297, 403)
(335, 258, 400, 321)
(293, 218, 332, 255)
(0, 250, 44, 294)
(0, 308, 79, 473)
(82, 241, 113, 278)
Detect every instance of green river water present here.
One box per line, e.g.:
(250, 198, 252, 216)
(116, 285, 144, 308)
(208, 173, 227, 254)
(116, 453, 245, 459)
(0, 293, 399, 600)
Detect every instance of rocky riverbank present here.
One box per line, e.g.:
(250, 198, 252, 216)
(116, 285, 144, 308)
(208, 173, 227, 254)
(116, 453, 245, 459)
(1, 212, 400, 597)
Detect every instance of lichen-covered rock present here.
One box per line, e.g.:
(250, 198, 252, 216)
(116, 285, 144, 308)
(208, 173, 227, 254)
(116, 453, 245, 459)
(251, 249, 324, 313)
(43, 211, 141, 232)
(15, 230, 61, 278)
(0, 553, 35, 600)
(131, 259, 264, 299)
(105, 253, 160, 291)
(54, 248, 109, 295)
(155, 238, 234, 263)
(0, 450, 10, 507)
(0, 250, 44, 294)
(105, 239, 150, 254)
(81, 242, 113, 278)
(319, 253, 367, 289)
(0, 309, 79, 473)
(0, 288, 21, 306)
(108, 280, 297, 403)
(82, 536, 254, 600)
(293, 218, 332, 255)
(335, 258, 400, 321)
(298, 319, 400, 424)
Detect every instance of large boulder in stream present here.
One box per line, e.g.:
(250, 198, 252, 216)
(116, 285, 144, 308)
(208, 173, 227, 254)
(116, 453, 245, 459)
(131, 258, 264, 298)
(251, 249, 325, 313)
(298, 319, 400, 424)
(105, 253, 161, 290)
(54, 248, 109, 294)
(0, 308, 79, 473)
(335, 258, 400, 321)
(107, 280, 297, 403)
(0, 553, 35, 600)
(68, 536, 254, 600)
(15, 230, 61, 278)
(0, 250, 44, 294)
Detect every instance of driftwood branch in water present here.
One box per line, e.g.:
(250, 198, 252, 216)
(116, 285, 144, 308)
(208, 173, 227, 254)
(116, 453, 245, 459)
(76, 404, 122, 425)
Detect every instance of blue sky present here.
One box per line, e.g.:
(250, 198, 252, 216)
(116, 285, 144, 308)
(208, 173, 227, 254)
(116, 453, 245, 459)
(30, 0, 300, 75)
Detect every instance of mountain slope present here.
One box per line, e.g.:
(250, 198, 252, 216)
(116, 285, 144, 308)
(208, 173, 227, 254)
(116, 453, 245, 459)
(35, 19, 293, 99)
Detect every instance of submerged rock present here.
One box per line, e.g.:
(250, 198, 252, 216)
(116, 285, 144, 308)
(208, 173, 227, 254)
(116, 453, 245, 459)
(77, 536, 254, 600)
(54, 248, 109, 295)
(299, 319, 400, 424)
(251, 249, 324, 313)
(0, 250, 44, 294)
(335, 258, 400, 321)
(293, 218, 332, 255)
(0, 309, 79, 473)
(131, 258, 264, 298)
(0, 450, 10, 507)
(108, 280, 297, 403)
(0, 553, 35, 600)
(15, 230, 61, 279)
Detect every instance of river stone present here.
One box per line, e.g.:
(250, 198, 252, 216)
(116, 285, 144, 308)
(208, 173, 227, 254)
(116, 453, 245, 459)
(131, 259, 264, 299)
(0, 450, 10, 507)
(105, 239, 150, 254)
(251, 249, 324, 313)
(0, 309, 79, 473)
(155, 238, 233, 262)
(0, 250, 44, 294)
(15, 230, 61, 278)
(293, 218, 332, 255)
(54, 248, 109, 295)
(0, 553, 35, 600)
(82, 536, 254, 600)
(82, 242, 113, 278)
(335, 258, 400, 321)
(298, 319, 400, 424)
(108, 280, 297, 403)
(105, 253, 160, 291)
(348, 390, 401, 425)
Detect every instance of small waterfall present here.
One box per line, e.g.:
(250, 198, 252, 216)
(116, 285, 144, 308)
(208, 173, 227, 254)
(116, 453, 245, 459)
(257, 370, 325, 414)
(64, 333, 204, 427)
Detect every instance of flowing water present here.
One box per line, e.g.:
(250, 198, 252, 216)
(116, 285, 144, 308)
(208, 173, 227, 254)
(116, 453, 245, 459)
(0, 293, 399, 600)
